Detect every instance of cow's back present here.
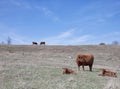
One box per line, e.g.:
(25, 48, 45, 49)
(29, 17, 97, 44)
(76, 54, 94, 65)
(84, 54, 94, 64)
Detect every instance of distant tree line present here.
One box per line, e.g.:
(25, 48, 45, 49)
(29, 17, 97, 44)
(99, 41, 119, 45)
(112, 41, 119, 45)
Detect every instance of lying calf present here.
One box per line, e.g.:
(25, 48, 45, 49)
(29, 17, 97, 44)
(98, 68, 117, 77)
(62, 68, 76, 75)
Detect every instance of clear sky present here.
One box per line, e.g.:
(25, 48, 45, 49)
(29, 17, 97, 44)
(0, 0, 120, 45)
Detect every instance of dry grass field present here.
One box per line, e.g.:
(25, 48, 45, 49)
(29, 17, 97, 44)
(0, 44, 120, 89)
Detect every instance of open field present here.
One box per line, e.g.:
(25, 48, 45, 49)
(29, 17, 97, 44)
(0, 45, 120, 89)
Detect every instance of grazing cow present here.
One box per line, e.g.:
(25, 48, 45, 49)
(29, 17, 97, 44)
(40, 41, 45, 45)
(62, 68, 76, 75)
(98, 68, 117, 77)
(76, 54, 94, 71)
(32, 42, 38, 45)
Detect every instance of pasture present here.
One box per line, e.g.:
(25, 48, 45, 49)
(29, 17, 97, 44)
(0, 45, 120, 89)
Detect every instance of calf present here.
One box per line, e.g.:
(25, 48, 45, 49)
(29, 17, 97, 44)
(62, 68, 76, 75)
(98, 68, 117, 77)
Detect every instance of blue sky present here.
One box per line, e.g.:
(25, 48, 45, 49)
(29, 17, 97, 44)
(0, 0, 120, 45)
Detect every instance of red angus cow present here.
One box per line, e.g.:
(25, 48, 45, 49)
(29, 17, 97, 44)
(76, 54, 94, 71)
(98, 68, 117, 77)
(32, 42, 38, 45)
(62, 68, 76, 75)
(40, 41, 45, 45)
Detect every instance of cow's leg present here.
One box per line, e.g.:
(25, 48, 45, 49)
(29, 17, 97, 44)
(89, 65, 92, 71)
(82, 65, 84, 71)
(78, 66, 80, 71)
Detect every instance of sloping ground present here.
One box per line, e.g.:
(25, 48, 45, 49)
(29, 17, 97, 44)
(0, 45, 120, 89)
(0, 45, 120, 68)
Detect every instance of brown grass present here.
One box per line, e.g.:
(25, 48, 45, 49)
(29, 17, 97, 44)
(0, 45, 120, 89)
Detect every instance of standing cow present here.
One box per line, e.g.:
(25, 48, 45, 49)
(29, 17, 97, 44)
(32, 42, 38, 45)
(40, 41, 45, 45)
(76, 54, 94, 71)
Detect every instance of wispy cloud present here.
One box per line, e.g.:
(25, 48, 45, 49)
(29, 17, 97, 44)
(71, 0, 120, 26)
(58, 29, 75, 38)
(89, 31, 120, 44)
(0, 23, 30, 44)
(8, 0, 31, 9)
(41, 29, 75, 45)
(0, 32, 31, 45)
(35, 6, 60, 22)
(41, 7, 60, 21)
(7, 33, 31, 44)
(42, 7, 53, 16)
(42, 29, 93, 45)
(10, 0, 22, 7)
(103, 31, 120, 38)
(106, 11, 120, 18)
(9, 0, 60, 21)
(34, 6, 52, 15)
(0, 0, 59, 22)
(100, 31, 120, 44)
(42, 29, 120, 45)
(1, 22, 119, 45)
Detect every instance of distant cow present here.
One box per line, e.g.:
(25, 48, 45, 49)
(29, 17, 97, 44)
(32, 42, 38, 45)
(62, 68, 76, 75)
(98, 68, 117, 77)
(76, 54, 94, 71)
(40, 41, 45, 45)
